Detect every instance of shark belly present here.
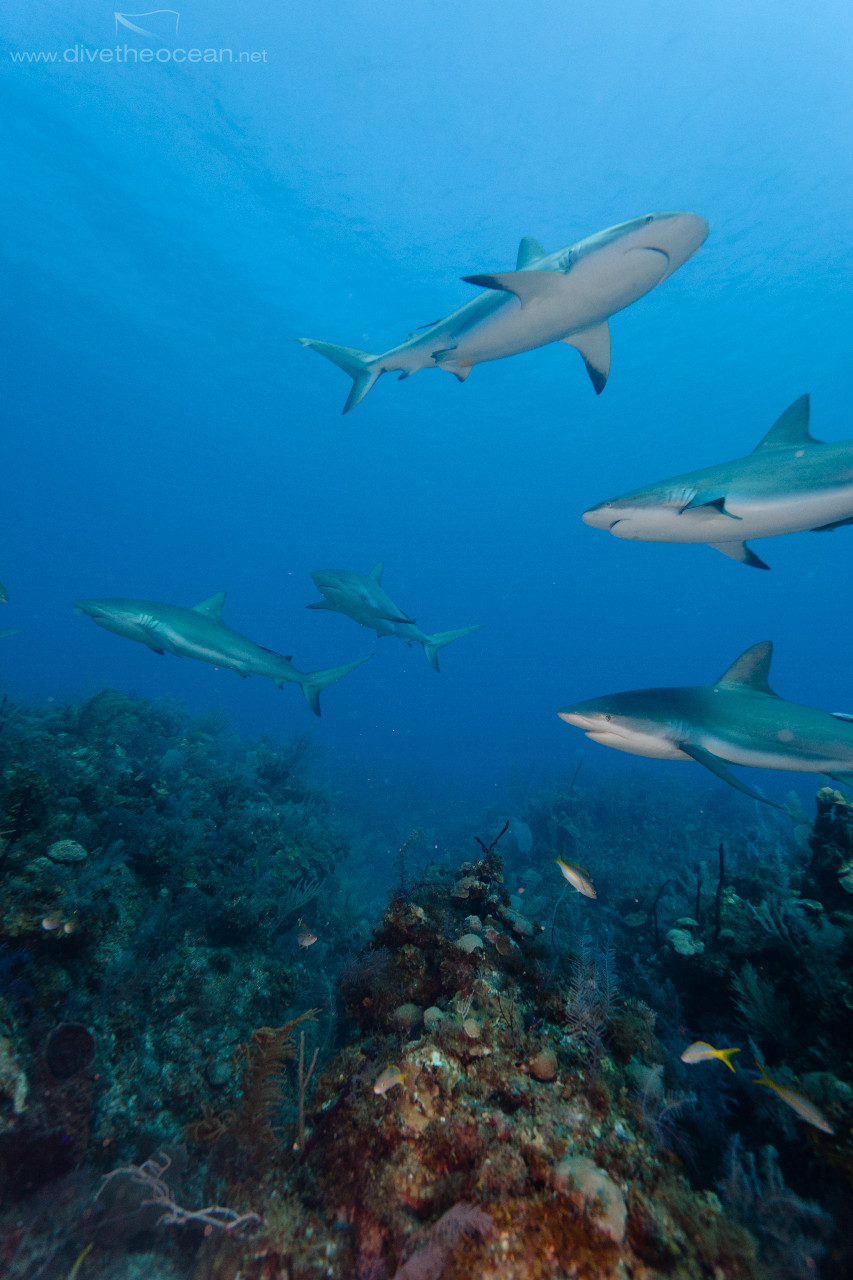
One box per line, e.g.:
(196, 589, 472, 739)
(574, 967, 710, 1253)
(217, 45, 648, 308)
(452, 294, 604, 365)
(696, 730, 853, 775)
(158, 621, 256, 675)
(563, 247, 670, 317)
(611, 487, 853, 544)
(720, 488, 853, 538)
(586, 727, 687, 759)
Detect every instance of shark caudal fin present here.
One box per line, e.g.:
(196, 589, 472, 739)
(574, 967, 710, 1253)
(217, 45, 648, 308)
(296, 339, 383, 413)
(422, 625, 482, 673)
(298, 654, 372, 716)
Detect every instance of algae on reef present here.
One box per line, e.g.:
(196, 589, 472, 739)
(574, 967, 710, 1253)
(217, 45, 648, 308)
(1, 696, 852, 1279)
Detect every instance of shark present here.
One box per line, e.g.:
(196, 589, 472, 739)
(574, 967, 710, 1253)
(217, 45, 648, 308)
(297, 212, 709, 412)
(582, 395, 853, 569)
(558, 641, 853, 808)
(74, 592, 370, 716)
(307, 563, 481, 671)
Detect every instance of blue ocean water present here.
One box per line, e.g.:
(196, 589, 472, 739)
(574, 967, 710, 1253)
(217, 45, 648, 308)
(5, 8, 853, 1277)
(2, 0, 852, 804)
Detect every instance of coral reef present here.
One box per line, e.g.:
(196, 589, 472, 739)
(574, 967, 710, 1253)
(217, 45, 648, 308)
(2, 692, 853, 1278)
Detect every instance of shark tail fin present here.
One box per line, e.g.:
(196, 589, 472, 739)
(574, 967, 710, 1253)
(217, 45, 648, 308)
(297, 654, 372, 716)
(296, 339, 383, 413)
(422, 625, 482, 673)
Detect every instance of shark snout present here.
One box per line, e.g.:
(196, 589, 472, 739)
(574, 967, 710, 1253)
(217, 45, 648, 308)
(645, 212, 710, 274)
(558, 708, 598, 730)
(582, 502, 636, 534)
(73, 599, 103, 618)
(581, 502, 617, 530)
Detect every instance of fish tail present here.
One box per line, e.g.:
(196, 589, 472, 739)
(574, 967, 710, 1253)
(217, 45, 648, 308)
(422, 625, 482, 673)
(298, 654, 372, 716)
(717, 1047, 741, 1072)
(754, 1057, 774, 1089)
(296, 338, 384, 413)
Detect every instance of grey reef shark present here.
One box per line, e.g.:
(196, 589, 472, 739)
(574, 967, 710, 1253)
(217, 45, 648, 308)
(297, 211, 709, 412)
(558, 641, 853, 808)
(74, 592, 370, 715)
(583, 395, 853, 569)
(308, 563, 480, 671)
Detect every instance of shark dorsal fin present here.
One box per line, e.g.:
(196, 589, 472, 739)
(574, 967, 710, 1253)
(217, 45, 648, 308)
(753, 395, 819, 451)
(516, 236, 546, 269)
(193, 591, 226, 619)
(715, 640, 776, 695)
(369, 562, 384, 583)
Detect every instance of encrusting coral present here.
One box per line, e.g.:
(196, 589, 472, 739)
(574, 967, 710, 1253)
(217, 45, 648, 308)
(2, 691, 853, 1278)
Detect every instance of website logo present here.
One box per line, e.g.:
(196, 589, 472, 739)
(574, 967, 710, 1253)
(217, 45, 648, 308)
(9, 8, 268, 66)
(114, 11, 180, 40)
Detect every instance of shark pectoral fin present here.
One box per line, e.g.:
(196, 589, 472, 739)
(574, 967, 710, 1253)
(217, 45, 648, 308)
(306, 600, 333, 610)
(708, 541, 770, 570)
(680, 743, 783, 809)
(461, 270, 561, 308)
(516, 236, 547, 269)
(193, 591, 227, 618)
(561, 322, 611, 395)
(680, 494, 740, 519)
(811, 516, 853, 532)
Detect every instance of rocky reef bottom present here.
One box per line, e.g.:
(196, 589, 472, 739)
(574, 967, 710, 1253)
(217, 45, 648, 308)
(1, 694, 852, 1279)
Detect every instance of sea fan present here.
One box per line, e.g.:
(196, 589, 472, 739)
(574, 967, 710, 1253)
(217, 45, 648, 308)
(392, 1203, 495, 1280)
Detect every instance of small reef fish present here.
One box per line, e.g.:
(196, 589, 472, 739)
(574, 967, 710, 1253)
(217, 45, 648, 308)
(296, 921, 317, 948)
(308, 564, 480, 672)
(555, 855, 597, 899)
(754, 1059, 835, 1135)
(0, 628, 20, 639)
(559, 640, 853, 808)
(297, 212, 708, 411)
(680, 1041, 741, 1072)
(373, 1065, 405, 1096)
(74, 592, 371, 716)
(0, 581, 7, 603)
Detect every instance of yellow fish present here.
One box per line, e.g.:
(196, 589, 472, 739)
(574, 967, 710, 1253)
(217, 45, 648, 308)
(754, 1059, 835, 1135)
(680, 1041, 741, 1072)
(554, 855, 597, 898)
(373, 1065, 405, 1096)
